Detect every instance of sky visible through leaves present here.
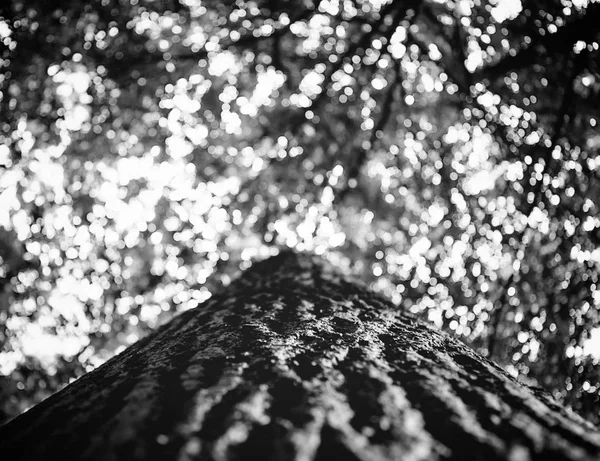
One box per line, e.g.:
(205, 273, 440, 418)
(0, 0, 599, 425)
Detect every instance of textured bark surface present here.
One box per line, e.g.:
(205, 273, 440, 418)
(1, 251, 599, 460)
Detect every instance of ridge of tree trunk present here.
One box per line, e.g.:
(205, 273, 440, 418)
(1, 251, 598, 460)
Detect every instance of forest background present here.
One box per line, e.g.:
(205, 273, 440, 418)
(0, 0, 599, 426)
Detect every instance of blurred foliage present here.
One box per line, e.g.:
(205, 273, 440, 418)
(1, 0, 600, 425)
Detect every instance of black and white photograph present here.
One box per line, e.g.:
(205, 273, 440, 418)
(0, 0, 599, 459)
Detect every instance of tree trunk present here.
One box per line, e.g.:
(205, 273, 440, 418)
(1, 251, 599, 460)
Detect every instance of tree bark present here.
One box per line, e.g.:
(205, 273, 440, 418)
(1, 251, 599, 460)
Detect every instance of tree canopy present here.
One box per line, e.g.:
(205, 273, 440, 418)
(0, 0, 599, 425)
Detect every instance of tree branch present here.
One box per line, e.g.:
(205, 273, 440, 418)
(334, 58, 402, 206)
(551, 50, 588, 146)
(476, 3, 600, 82)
